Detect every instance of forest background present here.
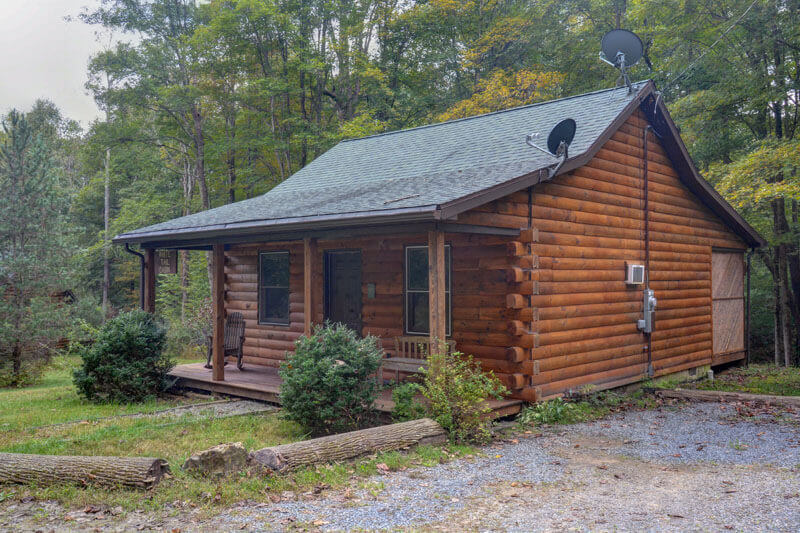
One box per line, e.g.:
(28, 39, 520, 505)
(2, 0, 799, 385)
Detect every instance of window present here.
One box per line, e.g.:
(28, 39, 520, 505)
(405, 245, 451, 336)
(258, 251, 290, 325)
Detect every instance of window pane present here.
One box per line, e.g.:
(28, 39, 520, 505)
(407, 292, 429, 334)
(260, 287, 289, 322)
(407, 248, 428, 291)
(260, 252, 289, 287)
(446, 292, 451, 336)
(445, 246, 451, 290)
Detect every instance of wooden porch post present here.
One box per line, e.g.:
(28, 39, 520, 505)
(303, 238, 317, 337)
(428, 230, 447, 351)
(212, 244, 225, 382)
(143, 248, 156, 313)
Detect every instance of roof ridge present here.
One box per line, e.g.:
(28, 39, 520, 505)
(339, 81, 651, 144)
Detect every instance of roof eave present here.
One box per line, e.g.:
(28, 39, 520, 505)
(113, 205, 440, 246)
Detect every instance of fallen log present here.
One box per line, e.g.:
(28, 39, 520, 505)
(0, 453, 169, 489)
(655, 388, 800, 409)
(250, 418, 447, 472)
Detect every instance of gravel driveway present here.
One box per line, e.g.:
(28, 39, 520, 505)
(3, 400, 799, 532)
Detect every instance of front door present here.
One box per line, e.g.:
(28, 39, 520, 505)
(324, 250, 362, 334)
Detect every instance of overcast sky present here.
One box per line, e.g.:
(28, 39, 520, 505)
(0, 0, 108, 127)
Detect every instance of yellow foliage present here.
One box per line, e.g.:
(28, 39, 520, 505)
(711, 138, 800, 210)
(463, 17, 531, 68)
(438, 69, 565, 121)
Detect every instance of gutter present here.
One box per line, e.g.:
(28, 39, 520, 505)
(113, 205, 438, 245)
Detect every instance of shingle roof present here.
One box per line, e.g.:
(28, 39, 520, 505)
(115, 83, 649, 243)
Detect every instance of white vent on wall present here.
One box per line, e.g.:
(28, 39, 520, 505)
(626, 264, 645, 285)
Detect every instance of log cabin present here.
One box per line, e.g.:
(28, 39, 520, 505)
(114, 80, 764, 405)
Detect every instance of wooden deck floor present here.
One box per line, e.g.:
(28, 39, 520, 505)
(169, 362, 522, 418)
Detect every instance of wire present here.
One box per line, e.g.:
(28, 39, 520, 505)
(666, 0, 759, 89)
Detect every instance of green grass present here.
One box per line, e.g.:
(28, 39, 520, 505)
(0, 357, 472, 513)
(0, 355, 204, 432)
(517, 389, 658, 428)
(694, 364, 800, 396)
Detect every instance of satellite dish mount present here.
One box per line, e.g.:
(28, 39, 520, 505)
(525, 118, 577, 178)
(599, 29, 643, 93)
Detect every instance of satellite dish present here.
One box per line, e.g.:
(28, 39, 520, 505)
(600, 29, 643, 92)
(547, 118, 576, 156)
(600, 29, 643, 68)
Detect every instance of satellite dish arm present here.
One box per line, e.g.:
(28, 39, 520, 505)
(548, 141, 569, 178)
(525, 133, 557, 157)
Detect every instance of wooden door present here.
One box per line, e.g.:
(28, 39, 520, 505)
(324, 250, 362, 334)
(711, 251, 745, 364)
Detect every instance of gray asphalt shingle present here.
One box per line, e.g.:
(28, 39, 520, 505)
(116, 83, 645, 241)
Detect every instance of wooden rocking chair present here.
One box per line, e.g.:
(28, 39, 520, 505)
(204, 312, 246, 370)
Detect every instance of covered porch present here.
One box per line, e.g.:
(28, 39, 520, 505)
(132, 220, 530, 414)
(168, 362, 523, 418)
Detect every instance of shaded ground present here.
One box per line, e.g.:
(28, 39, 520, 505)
(2, 401, 799, 532)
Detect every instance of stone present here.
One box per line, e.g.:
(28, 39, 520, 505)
(182, 442, 247, 477)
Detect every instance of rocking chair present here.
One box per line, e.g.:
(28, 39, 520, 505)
(204, 312, 246, 370)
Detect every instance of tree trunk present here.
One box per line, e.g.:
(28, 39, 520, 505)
(249, 418, 447, 472)
(11, 344, 21, 385)
(0, 453, 169, 489)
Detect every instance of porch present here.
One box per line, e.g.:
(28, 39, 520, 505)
(168, 362, 523, 418)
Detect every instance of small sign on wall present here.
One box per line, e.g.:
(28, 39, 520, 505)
(157, 250, 178, 275)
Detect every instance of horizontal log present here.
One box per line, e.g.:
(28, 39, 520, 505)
(250, 418, 447, 472)
(0, 453, 169, 489)
(654, 389, 800, 408)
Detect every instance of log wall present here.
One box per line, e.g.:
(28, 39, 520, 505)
(223, 232, 523, 392)
(461, 109, 746, 401)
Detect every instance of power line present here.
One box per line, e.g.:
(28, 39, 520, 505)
(667, 0, 759, 89)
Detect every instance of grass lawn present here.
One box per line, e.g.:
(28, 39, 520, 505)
(693, 364, 800, 396)
(0, 357, 471, 513)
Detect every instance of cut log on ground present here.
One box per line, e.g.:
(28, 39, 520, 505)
(655, 388, 800, 409)
(250, 418, 447, 472)
(0, 453, 169, 489)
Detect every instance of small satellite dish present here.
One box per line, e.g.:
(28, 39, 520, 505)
(526, 118, 577, 178)
(547, 118, 577, 156)
(600, 29, 643, 69)
(599, 29, 643, 92)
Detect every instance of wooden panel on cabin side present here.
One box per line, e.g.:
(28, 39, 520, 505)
(711, 251, 745, 360)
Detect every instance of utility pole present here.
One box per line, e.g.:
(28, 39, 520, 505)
(102, 146, 110, 319)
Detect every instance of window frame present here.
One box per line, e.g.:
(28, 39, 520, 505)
(404, 244, 452, 336)
(257, 250, 291, 326)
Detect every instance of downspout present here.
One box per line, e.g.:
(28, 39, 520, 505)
(745, 249, 752, 365)
(124, 243, 145, 309)
(643, 125, 653, 377)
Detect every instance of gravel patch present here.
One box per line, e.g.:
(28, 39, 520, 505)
(574, 402, 800, 467)
(30, 399, 276, 431)
(221, 437, 562, 531)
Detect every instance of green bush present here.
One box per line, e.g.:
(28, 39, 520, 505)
(279, 323, 383, 435)
(73, 310, 173, 403)
(517, 398, 579, 426)
(391, 382, 426, 422)
(419, 351, 507, 443)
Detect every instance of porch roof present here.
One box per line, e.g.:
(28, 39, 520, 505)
(114, 81, 764, 248)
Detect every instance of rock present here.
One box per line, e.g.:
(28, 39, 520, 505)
(182, 442, 247, 477)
